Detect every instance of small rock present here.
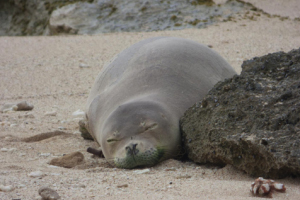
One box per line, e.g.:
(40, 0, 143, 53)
(57, 127, 66, 130)
(72, 109, 85, 117)
(79, 63, 90, 68)
(16, 184, 26, 189)
(133, 169, 150, 174)
(40, 153, 51, 157)
(1, 148, 8, 152)
(0, 185, 14, 192)
(28, 171, 45, 178)
(48, 165, 59, 169)
(49, 151, 84, 168)
(16, 101, 34, 111)
(10, 123, 17, 127)
(117, 184, 128, 188)
(176, 175, 192, 179)
(44, 111, 57, 116)
(72, 184, 86, 188)
(165, 167, 176, 171)
(38, 186, 61, 200)
(1, 103, 18, 112)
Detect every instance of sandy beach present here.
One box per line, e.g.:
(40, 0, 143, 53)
(1, 2, 300, 199)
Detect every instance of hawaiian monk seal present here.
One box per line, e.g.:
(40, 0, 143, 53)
(85, 37, 236, 168)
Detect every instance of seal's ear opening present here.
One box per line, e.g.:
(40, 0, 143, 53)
(87, 147, 105, 158)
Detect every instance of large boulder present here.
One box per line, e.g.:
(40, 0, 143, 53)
(181, 48, 300, 178)
(0, 0, 262, 36)
(0, 0, 49, 36)
(0, 0, 94, 36)
(48, 0, 250, 35)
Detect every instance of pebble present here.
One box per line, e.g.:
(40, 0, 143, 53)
(58, 126, 66, 130)
(38, 186, 61, 200)
(48, 165, 59, 169)
(1, 103, 18, 113)
(117, 184, 128, 188)
(165, 167, 176, 171)
(1, 148, 17, 152)
(0, 185, 14, 192)
(45, 111, 57, 116)
(79, 63, 90, 68)
(28, 171, 44, 178)
(40, 153, 51, 157)
(10, 123, 17, 127)
(133, 169, 150, 174)
(72, 109, 85, 117)
(16, 184, 26, 189)
(1, 148, 8, 152)
(72, 184, 86, 188)
(1, 101, 33, 112)
(16, 101, 34, 111)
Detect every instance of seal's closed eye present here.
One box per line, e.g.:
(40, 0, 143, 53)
(107, 138, 119, 143)
(144, 123, 158, 131)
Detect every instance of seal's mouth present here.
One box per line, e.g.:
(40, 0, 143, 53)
(113, 146, 165, 169)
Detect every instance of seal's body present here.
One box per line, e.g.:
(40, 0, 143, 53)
(86, 37, 236, 168)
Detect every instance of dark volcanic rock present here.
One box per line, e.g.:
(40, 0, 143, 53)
(181, 48, 300, 178)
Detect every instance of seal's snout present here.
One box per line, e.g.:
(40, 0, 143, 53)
(125, 143, 139, 156)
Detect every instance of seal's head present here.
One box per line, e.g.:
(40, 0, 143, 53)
(100, 100, 180, 168)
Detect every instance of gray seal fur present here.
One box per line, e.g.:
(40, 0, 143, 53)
(85, 37, 236, 168)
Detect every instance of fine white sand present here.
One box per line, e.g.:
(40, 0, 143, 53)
(1, 2, 300, 199)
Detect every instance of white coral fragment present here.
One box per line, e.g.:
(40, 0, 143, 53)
(250, 177, 286, 198)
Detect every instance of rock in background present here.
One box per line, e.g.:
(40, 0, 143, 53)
(0, 0, 93, 36)
(181, 48, 300, 178)
(48, 0, 250, 35)
(0, 0, 253, 36)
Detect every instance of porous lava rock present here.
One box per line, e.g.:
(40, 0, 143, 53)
(181, 48, 300, 178)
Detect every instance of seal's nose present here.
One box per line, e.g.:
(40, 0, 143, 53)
(125, 143, 139, 156)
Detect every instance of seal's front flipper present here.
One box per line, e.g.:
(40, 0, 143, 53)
(79, 119, 94, 140)
(87, 147, 104, 158)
